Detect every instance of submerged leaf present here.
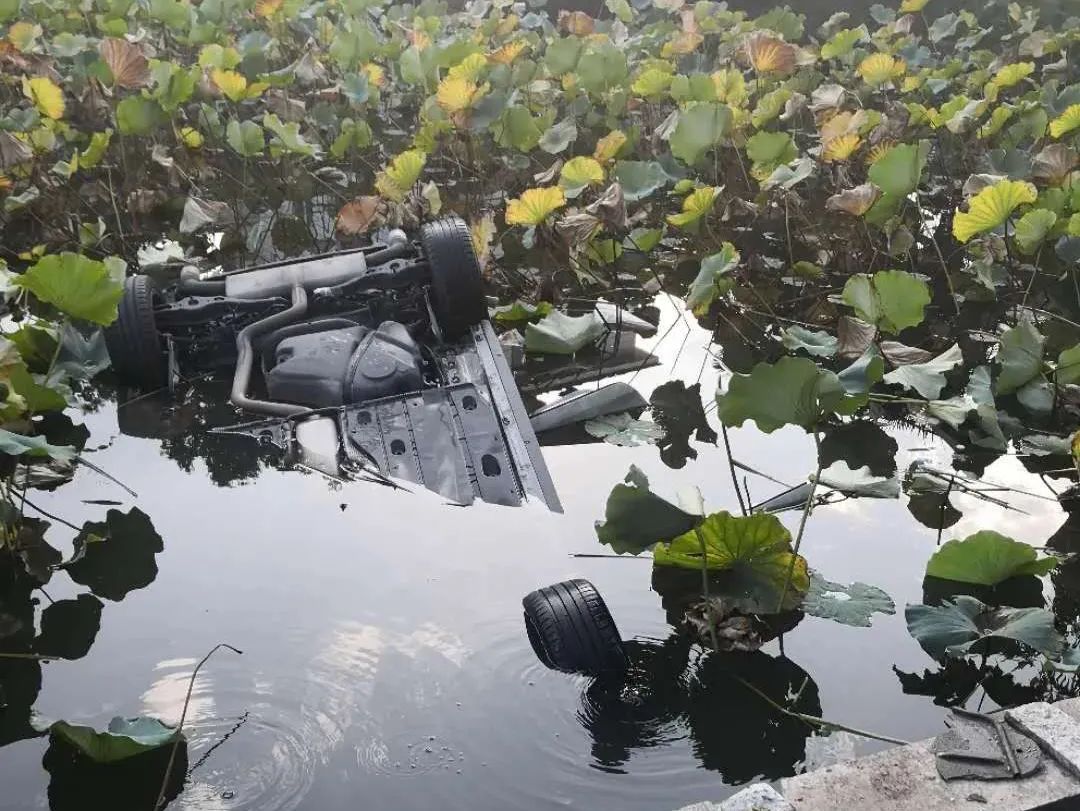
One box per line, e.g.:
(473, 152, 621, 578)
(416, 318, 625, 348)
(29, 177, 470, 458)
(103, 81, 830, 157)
(802, 574, 895, 627)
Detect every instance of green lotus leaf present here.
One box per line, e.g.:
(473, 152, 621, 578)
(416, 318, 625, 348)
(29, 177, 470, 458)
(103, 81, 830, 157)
(686, 242, 739, 315)
(670, 103, 732, 165)
(926, 531, 1057, 586)
(47, 716, 181, 763)
(841, 270, 931, 335)
(717, 356, 845, 432)
(15, 253, 123, 326)
(995, 318, 1045, 395)
(906, 596, 1062, 660)
(1013, 209, 1058, 254)
(802, 574, 895, 627)
(595, 465, 700, 554)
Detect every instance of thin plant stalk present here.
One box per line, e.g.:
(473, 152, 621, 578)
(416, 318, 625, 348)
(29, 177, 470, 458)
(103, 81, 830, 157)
(776, 430, 822, 613)
(694, 525, 721, 654)
(154, 643, 243, 810)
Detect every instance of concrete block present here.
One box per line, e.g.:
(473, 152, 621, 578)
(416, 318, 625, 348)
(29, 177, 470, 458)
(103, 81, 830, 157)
(1007, 702, 1080, 779)
(781, 736, 1080, 811)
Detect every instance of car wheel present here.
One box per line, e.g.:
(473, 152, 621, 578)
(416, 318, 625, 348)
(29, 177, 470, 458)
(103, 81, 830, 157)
(522, 579, 629, 676)
(420, 216, 487, 341)
(104, 276, 166, 389)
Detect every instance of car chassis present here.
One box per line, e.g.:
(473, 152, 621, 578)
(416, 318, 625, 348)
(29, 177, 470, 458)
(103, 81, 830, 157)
(106, 217, 561, 510)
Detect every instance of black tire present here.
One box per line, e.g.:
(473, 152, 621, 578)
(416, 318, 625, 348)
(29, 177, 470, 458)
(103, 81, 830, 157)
(419, 216, 487, 341)
(522, 579, 629, 677)
(104, 276, 165, 389)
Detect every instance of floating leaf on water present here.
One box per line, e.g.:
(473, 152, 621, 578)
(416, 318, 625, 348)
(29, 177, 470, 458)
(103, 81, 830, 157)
(841, 270, 930, 335)
(781, 326, 837, 358)
(686, 242, 738, 315)
(995, 317, 1045, 395)
(952, 179, 1037, 243)
(815, 461, 900, 498)
(803, 574, 895, 627)
(883, 343, 962, 399)
(595, 465, 700, 555)
(64, 507, 163, 602)
(717, 356, 845, 433)
(614, 160, 669, 201)
(926, 531, 1057, 587)
(584, 413, 664, 446)
(905, 596, 1062, 660)
(46, 717, 182, 763)
(524, 310, 603, 354)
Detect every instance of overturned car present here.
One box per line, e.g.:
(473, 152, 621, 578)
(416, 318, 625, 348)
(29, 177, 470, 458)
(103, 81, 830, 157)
(105, 216, 563, 510)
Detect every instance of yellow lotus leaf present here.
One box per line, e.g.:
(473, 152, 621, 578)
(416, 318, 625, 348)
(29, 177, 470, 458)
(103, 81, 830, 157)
(505, 186, 566, 226)
(822, 134, 861, 163)
(489, 40, 527, 65)
(1069, 212, 1080, 237)
(0, 175, 11, 192)
(666, 185, 718, 228)
(593, 130, 627, 163)
(362, 63, 386, 88)
(857, 53, 906, 87)
(980, 105, 1015, 138)
(1050, 104, 1080, 139)
(559, 156, 604, 190)
(212, 69, 248, 102)
(471, 213, 497, 270)
(952, 179, 1037, 243)
(866, 141, 897, 165)
(631, 67, 673, 99)
(447, 53, 488, 82)
(743, 32, 795, 75)
(436, 76, 488, 115)
(180, 126, 204, 148)
(375, 149, 427, 202)
(900, 0, 928, 11)
(661, 30, 703, 58)
(901, 75, 924, 93)
(495, 14, 519, 37)
(21, 76, 64, 120)
(990, 62, 1034, 91)
(819, 110, 866, 143)
(562, 74, 577, 93)
(7, 21, 40, 51)
(712, 68, 747, 107)
(255, 0, 282, 17)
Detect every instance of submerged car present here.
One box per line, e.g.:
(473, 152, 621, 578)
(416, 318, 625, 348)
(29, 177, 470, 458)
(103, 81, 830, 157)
(105, 216, 561, 510)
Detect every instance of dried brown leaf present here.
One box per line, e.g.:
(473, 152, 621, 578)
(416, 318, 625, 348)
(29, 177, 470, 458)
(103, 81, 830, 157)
(336, 196, 383, 236)
(826, 183, 880, 216)
(100, 38, 150, 89)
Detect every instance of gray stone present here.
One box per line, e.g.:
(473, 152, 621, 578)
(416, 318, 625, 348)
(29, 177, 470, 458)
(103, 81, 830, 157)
(1006, 702, 1080, 779)
(674, 784, 793, 811)
(718, 784, 794, 810)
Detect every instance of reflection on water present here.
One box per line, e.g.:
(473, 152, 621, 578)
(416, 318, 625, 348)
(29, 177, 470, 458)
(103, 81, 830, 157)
(1, 290, 1077, 810)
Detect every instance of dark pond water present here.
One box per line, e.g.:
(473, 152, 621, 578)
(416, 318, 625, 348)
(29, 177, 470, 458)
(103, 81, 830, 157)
(1, 293, 1070, 810)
